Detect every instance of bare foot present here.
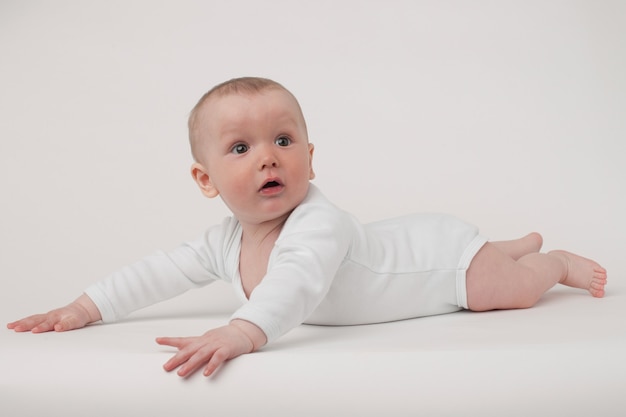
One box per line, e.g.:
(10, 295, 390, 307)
(549, 250, 607, 297)
(522, 232, 544, 254)
(493, 232, 544, 260)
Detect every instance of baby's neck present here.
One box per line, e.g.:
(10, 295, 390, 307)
(240, 215, 287, 247)
(238, 217, 288, 298)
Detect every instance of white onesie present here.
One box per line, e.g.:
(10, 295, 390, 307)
(85, 184, 487, 343)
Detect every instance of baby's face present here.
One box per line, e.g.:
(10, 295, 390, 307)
(192, 89, 315, 226)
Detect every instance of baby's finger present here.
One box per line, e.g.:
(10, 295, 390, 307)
(7, 323, 31, 332)
(162, 350, 195, 373)
(177, 346, 216, 377)
(31, 318, 57, 333)
(157, 340, 198, 373)
(203, 347, 229, 377)
(155, 336, 186, 348)
(7, 321, 27, 332)
(7, 315, 45, 332)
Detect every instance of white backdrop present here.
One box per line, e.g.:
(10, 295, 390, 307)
(2, 1, 624, 309)
(1, 1, 625, 413)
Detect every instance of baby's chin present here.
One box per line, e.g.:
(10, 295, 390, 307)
(235, 206, 295, 228)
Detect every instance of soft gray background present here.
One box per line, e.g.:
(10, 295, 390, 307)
(1, 1, 625, 416)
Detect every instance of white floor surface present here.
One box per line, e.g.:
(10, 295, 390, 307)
(2, 278, 625, 416)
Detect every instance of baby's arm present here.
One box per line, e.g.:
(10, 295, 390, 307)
(7, 293, 102, 333)
(154, 204, 351, 377)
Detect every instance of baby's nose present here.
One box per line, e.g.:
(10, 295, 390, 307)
(259, 149, 278, 169)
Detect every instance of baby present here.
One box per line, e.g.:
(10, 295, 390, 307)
(8, 77, 608, 378)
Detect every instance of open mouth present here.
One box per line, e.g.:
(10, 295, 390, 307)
(260, 179, 283, 191)
(262, 181, 280, 189)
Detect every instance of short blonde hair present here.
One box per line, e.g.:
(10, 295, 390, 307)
(188, 77, 307, 161)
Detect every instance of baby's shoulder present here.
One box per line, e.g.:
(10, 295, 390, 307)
(285, 185, 356, 232)
(298, 185, 350, 213)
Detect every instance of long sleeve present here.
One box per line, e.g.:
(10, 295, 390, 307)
(85, 217, 241, 322)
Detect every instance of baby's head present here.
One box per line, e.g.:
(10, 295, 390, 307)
(187, 77, 315, 225)
(188, 77, 308, 163)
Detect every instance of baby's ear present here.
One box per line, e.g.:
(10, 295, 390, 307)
(308, 142, 316, 180)
(191, 163, 219, 198)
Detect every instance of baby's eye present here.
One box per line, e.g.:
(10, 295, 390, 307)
(231, 143, 249, 154)
(275, 136, 291, 147)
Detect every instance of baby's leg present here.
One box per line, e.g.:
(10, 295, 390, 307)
(491, 232, 543, 260)
(466, 243, 607, 312)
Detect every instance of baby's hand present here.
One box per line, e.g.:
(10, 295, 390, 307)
(156, 319, 267, 378)
(7, 294, 101, 333)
